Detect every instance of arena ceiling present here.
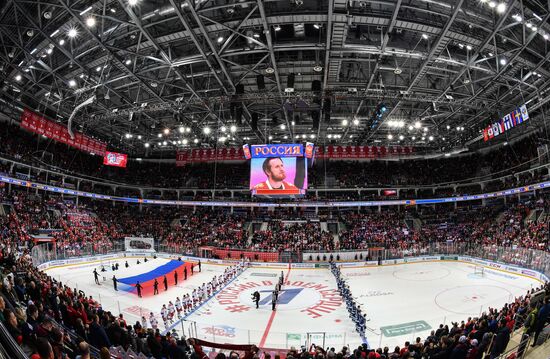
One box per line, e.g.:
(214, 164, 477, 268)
(0, 0, 549, 155)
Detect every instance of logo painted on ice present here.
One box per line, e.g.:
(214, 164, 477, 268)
(215, 280, 343, 318)
(203, 325, 236, 338)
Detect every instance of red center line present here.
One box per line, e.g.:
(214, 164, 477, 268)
(258, 265, 292, 348)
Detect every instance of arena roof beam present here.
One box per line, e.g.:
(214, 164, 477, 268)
(365, 0, 402, 92)
(365, 0, 464, 142)
(439, 10, 550, 132)
(114, 0, 239, 143)
(256, 0, 293, 140)
(167, 0, 230, 95)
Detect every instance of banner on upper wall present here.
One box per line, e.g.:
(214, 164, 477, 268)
(483, 104, 529, 142)
(103, 151, 128, 168)
(315, 145, 414, 159)
(20, 108, 107, 156)
(176, 147, 245, 166)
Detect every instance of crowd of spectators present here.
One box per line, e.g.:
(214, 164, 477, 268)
(0, 124, 546, 195)
(0, 190, 549, 358)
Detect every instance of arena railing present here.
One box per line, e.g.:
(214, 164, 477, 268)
(1, 153, 549, 196)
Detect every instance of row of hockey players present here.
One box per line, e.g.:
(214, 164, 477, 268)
(147, 261, 247, 330)
(330, 262, 368, 338)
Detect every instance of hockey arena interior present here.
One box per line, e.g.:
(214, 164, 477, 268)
(0, 0, 550, 358)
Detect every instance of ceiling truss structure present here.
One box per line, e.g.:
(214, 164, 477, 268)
(0, 0, 549, 155)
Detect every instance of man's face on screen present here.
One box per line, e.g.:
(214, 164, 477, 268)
(267, 158, 286, 181)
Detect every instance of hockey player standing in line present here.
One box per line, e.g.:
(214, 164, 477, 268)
(252, 291, 260, 309)
(153, 279, 159, 295)
(93, 269, 100, 285)
(163, 275, 168, 291)
(271, 290, 277, 311)
(135, 281, 143, 297)
(112, 275, 118, 291)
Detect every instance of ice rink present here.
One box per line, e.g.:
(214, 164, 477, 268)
(45, 258, 542, 350)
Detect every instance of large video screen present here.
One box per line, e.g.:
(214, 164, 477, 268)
(248, 144, 310, 196)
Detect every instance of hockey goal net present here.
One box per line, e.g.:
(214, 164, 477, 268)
(473, 266, 485, 276)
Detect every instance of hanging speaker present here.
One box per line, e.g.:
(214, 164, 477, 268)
(236, 83, 245, 94)
(312, 80, 321, 93)
(251, 112, 258, 131)
(287, 73, 295, 89)
(235, 106, 243, 126)
(256, 75, 265, 90)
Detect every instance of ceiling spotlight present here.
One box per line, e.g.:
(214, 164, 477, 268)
(283, 135, 288, 139)
(46, 48, 53, 55)
(193, 138, 199, 144)
(422, 33, 428, 39)
(327, 134, 332, 139)
(446, 125, 450, 129)
(125, 59, 132, 65)
(86, 17, 96, 27)
(466, 45, 472, 51)
(125, 133, 132, 139)
(203, 127, 211, 135)
(274, 25, 281, 32)
(68, 79, 76, 87)
(96, 66, 101, 72)
(137, 135, 142, 140)
(414, 121, 421, 129)
(399, 135, 404, 140)
(186, 127, 191, 133)
(458, 43, 464, 49)
(280, 124, 286, 130)
(496, 3, 506, 13)
(217, 36, 224, 44)
(67, 28, 78, 38)
(253, 32, 260, 38)
(15, 74, 22, 81)
(44, 11, 52, 19)
(408, 125, 414, 131)
(128, 0, 139, 6)
(178, 126, 185, 133)
(110, 8, 116, 13)
(456, 126, 461, 131)
(388, 134, 393, 140)
(313, 24, 321, 29)
(220, 126, 227, 132)
(499, 57, 507, 65)
(230, 125, 237, 133)
(157, 133, 162, 138)
(423, 127, 428, 132)
(412, 136, 416, 140)
(144, 143, 150, 148)
(429, 136, 434, 141)
(313, 64, 323, 72)
(183, 139, 188, 145)
(512, 14, 522, 22)
(27, 30, 34, 37)
(488, 1, 496, 8)
(353, 119, 359, 126)
(164, 128, 170, 135)
(265, 67, 275, 74)
(544, 34, 549, 40)
(342, 119, 349, 126)
(158, 142, 162, 146)
(532, 26, 538, 31)
(163, 141, 167, 146)
(268, 135, 273, 140)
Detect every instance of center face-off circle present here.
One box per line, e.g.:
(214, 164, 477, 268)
(238, 286, 322, 311)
